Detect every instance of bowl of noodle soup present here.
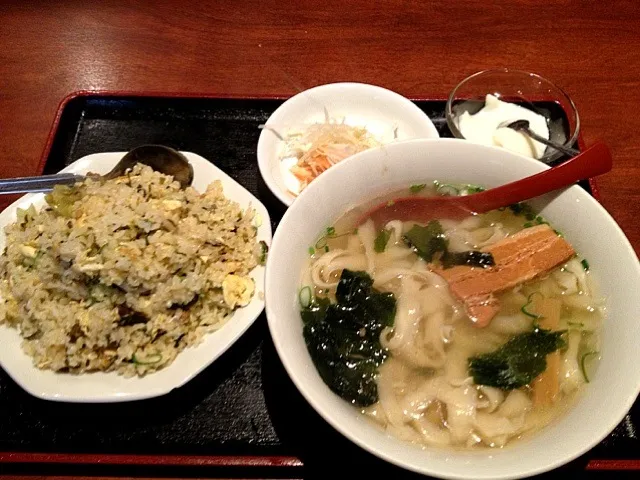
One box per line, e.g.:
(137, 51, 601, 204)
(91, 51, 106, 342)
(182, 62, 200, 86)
(265, 138, 640, 479)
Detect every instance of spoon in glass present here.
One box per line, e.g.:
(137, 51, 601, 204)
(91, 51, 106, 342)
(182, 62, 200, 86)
(500, 119, 580, 157)
(0, 145, 194, 195)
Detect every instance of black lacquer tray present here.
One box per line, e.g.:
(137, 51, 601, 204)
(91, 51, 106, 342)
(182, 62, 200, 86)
(0, 93, 635, 479)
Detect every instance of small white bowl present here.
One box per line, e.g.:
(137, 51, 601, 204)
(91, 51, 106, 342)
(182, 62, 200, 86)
(265, 138, 640, 479)
(257, 82, 439, 206)
(0, 151, 272, 402)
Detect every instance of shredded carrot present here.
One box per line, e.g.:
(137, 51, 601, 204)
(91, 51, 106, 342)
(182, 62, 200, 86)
(290, 165, 313, 181)
(280, 120, 384, 194)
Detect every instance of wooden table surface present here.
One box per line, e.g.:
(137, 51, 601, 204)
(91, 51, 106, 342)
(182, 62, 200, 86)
(2, 0, 640, 255)
(1, 1, 640, 478)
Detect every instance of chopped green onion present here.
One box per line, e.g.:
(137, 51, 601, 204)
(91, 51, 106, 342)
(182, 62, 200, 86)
(522, 214, 549, 229)
(464, 185, 485, 194)
(436, 183, 460, 196)
(409, 183, 426, 193)
(308, 246, 315, 255)
(299, 286, 313, 308)
(315, 236, 328, 249)
(428, 182, 487, 196)
(324, 246, 329, 252)
(581, 259, 590, 271)
(580, 351, 599, 383)
(132, 353, 163, 365)
(386, 200, 396, 207)
(374, 229, 391, 253)
(315, 227, 350, 250)
(521, 292, 544, 320)
(258, 241, 268, 265)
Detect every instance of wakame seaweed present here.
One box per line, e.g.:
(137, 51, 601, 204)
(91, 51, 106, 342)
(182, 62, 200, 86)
(403, 221, 447, 262)
(403, 220, 495, 269)
(441, 251, 495, 269)
(468, 329, 567, 389)
(301, 269, 396, 406)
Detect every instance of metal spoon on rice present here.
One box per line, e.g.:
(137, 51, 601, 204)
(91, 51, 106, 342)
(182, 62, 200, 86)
(0, 145, 194, 194)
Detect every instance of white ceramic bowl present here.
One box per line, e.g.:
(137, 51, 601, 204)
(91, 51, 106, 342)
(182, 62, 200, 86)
(257, 82, 439, 206)
(265, 138, 640, 479)
(0, 151, 272, 402)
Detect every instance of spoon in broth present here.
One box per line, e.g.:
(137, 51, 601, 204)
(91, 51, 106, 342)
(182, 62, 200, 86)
(0, 145, 194, 194)
(362, 142, 611, 228)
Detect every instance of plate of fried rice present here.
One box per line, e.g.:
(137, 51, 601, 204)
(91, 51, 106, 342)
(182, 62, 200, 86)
(0, 151, 271, 402)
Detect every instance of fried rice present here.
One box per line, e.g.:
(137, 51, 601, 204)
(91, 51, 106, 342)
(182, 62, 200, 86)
(0, 164, 262, 376)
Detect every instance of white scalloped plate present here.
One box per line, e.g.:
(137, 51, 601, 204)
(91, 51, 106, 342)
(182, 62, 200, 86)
(0, 152, 271, 402)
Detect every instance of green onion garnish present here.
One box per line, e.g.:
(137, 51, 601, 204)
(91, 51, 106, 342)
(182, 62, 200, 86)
(258, 241, 268, 265)
(521, 292, 544, 320)
(132, 353, 162, 365)
(299, 286, 313, 308)
(374, 229, 391, 253)
(580, 351, 599, 383)
(315, 236, 328, 249)
(409, 184, 426, 193)
(465, 185, 485, 194)
(436, 184, 460, 196)
(314, 227, 350, 250)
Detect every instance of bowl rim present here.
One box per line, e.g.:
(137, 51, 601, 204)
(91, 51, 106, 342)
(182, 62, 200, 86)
(256, 81, 439, 207)
(445, 68, 581, 163)
(266, 137, 640, 479)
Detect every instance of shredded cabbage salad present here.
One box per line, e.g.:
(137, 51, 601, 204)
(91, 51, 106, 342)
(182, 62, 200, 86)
(262, 111, 394, 195)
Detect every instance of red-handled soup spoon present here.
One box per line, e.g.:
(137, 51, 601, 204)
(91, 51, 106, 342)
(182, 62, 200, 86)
(362, 142, 612, 227)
